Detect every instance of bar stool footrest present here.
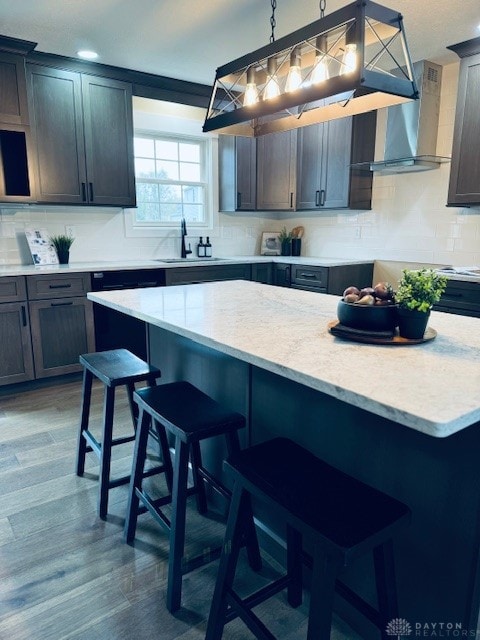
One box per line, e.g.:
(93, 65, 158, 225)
(226, 588, 279, 640)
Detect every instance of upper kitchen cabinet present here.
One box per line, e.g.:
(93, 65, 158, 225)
(219, 135, 256, 211)
(0, 51, 30, 125)
(257, 129, 297, 210)
(27, 64, 136, 206)
(297, 110, 376, 211)
(447, 38, 480, 206)
(0, 41, 37, 202)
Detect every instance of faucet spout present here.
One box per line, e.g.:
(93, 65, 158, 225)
(181, 218, 192, 258)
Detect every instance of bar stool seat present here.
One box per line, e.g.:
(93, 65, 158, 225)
(206, 437, 411, 640)
(124, 381, 262, 613)
(76, 348, 163, 519)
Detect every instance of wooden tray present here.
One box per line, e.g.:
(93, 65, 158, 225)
(328, 320, 437, 345)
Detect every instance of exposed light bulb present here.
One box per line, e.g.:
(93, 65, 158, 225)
(285, 49, 302, 93)
(77, 50, 99, 60)
(340, 43, 357, 75)
(264, 57, 280, 100)
(243, 67, 259, 106)
(310, 36, 329, 85)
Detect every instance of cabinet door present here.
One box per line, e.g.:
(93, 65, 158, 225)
(0, 52, 29, 125)
(29, 296, 95, 378)
(257, 130, 296, 210)
(28, 65, 87, 203)
(81, 75, 136, 207)
(218, 135, 256, 211)
(320, 115, 352, 209)
(273, 263, 291, 287)
(164, 264, 251, 286)
(296, 123, 324, 210)
(448, 53, 480, 205)
(0, 301, 34, 386)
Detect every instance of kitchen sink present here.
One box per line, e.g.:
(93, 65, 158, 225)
(155, 258, 225, 263)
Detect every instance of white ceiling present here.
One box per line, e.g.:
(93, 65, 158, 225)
(0, 0, 479, 86)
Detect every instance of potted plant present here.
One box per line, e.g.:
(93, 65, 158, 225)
(50, 233, 74, 264)
(395, 269, 448, 339)
(278, 226, 292, 256)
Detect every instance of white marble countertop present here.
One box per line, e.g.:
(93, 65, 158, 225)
(88, 280, 480, 438)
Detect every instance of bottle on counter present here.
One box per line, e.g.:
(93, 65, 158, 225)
(205, 236, 212, 258)
(197, 237, 206, 258)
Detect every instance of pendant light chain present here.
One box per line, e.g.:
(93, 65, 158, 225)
(319, 0, 326, 18)
(270, 0, 277, 43)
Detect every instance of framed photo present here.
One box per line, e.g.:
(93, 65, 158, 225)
(260, 231, 281, 256)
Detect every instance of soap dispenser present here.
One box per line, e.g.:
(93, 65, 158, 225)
(197, 237, 206, 258)
(205, 237, 212, 258)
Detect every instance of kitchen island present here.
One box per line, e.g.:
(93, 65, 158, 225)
(88, 280, 480, 636)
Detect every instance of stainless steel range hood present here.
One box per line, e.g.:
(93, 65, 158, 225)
(363, 61, 451, 174)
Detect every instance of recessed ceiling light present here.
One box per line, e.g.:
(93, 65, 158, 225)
(77, 50, 99, 60)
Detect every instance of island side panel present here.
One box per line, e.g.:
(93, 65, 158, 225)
(250, 364, 480, 633)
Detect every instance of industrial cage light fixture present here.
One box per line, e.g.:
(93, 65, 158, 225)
(202, 0, 419, 137)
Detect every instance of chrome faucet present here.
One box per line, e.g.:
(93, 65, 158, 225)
(181, 218, 192, 259)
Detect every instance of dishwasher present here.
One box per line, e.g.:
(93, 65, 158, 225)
(91, 269, 165, 360)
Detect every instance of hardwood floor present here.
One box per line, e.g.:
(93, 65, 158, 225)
(0, 377, 362, 639)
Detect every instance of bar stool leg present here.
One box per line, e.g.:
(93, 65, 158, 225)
(167, 437, 190, 613)
(307, 546, 339, 640)
(124, 408, 151, 543)
(153, 418, 173, 493)
(190, 441, 208, 515)
(226, 431, 262, 572)
(76, 368, 93, 476)
(206, 482, 249, 640)
(99, 385, 115, 519)
(287, 525, 303, 607)
(374, 541, 399, 639)
(126, 381, 138, 429)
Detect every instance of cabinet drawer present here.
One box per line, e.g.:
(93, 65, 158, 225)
(434, 280, 480, 316)
(291, 265, 328, 290)
(27, 272, 91, 300)
(165, 264, 251, 286)
(0, 276, 27, 302)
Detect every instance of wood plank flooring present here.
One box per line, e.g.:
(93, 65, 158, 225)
(0, 377, 363, 639)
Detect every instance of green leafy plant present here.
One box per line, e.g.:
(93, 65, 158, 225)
(278, 226, 292, 243)
(50, 233, 74, 253)
(395, 269, 447, 313)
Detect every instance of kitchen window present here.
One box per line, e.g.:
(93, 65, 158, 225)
(132, 132, 210, 228)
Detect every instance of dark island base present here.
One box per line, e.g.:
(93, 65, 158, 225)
(149, 325, 480, 638)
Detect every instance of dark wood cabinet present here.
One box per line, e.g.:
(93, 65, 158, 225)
(273, 263, 291, 287)
(275, 262, 374, 295)
(447, 44, 480, 206)
(218, 135, 256, 211)
(0, 52, 29, 125)
(27, 64, 136, 206)
(433, 279, 480, 317)
(257, 130, 297, 210)
(251, 262, 273, 285)
(0, 276, 34, 386)
(27, 272, 95, 378)
(164, 263, 251, 286)
(296, 111, 376, 211)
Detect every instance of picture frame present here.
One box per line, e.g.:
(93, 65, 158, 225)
(260, 231, 281, 256)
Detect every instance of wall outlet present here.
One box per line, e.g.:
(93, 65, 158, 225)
(65, 225, 75, 237)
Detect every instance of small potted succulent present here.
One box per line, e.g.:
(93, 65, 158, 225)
(278, 226, 292, 256)
(395, 269, 447, 339)
(50, 233, 75, 264)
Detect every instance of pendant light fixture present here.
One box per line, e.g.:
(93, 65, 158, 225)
(203, 0, 418, 137)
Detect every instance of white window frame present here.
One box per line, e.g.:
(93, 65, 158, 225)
(124, 130, 217, 239)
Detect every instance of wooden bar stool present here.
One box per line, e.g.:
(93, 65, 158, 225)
(76, 348, 163, 519)
(124, 381, 262, 613)
(206, 437, 411, 640)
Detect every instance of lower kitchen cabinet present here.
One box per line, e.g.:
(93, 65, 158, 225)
(0, 276, 34, 386)
(164, 263, 251, 286)
(26, 272, 95, 378)
(433, 279, 480, 317)
(29, 297, 95, 377)
(251, 263, 273, 284)
(273, 262, 374, 295)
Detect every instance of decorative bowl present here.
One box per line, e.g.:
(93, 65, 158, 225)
(337, 299, 398, 331)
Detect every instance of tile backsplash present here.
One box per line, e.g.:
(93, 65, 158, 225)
(1, 62, 478, 268)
